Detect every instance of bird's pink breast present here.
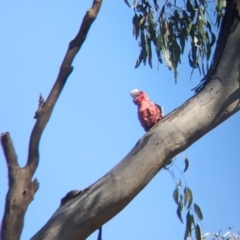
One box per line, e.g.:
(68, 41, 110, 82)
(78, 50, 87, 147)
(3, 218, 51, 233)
(138, 100, 162, 131)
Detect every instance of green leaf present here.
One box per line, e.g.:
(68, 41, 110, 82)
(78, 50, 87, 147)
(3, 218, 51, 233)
(186, 22, 193, 36)
(182, 11, 190, 25)
(199, 0, 206, 5)
(184, 187, 193, 209)
(153, 0, 159, 11)
(156, 33, 163, 63)
(123, 0, 131, 8)
(179, 31, 185, 54)
(197, 62, 201, 76)
(169, 38, 180, 82)
(162, 20, 169, 48)
(135, 30, 147, 68)
(159, 4, 165, 19)
(197, 16, 207, 41)
(173, 187, 179, 205)
(188, 44, 198, 69)
(132, 14, 140, 39)
(177, 202, 183, 224)
(180, 193, 183, 202)
(148, 19, 156, 40)
(210, 32, 216, 47)
(186, 0, 195, 20)
(193, 0, 199, 9)
(186, 0, 193, 12)
(195, 224, 201, 240)
(205, 32, 211, 61)
(139, 15, 146, 27)
(188, 54, 196, 68)
(146, 38, 152, 68)
(201, 60, 205, 76)
(194, 203, 203, 220)
(132, 0, 140, 8)
(163, 46, 174, 71)
(97, 226, 102, 240)
(206, 21, 212, 32)
(183, 157, 189, 173)
(184, 211, 193, 240)
(217, 0, 223, 11)
(156, 33, 163, 52)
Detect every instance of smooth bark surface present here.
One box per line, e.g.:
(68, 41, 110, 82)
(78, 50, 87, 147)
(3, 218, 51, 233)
(31, 1, 240, 240)
(0, 1, 103, 240)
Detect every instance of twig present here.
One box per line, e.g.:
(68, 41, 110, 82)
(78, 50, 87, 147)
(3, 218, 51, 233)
(1, 132, 18, 168)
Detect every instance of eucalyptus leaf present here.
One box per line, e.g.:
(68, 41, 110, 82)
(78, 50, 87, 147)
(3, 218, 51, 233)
(217, 0, 223, 11)
(163, 46, 174, 70)
(179, 31, 185, 53)
(195, 224, 201, 240)
(173, 187, 179, 205)
(132, 14, 140, 39)
(159, 5, 165, 19)
(132, 0, 140, 8)
(184, 211, 192, 240)
(184, 187, 193, 209)
(147, 38, 152, 68)
(183, 157, 189, 173)
(197, 16, 207, 41)
(194, 203, 203, 220)
(123, 0, 131, 8)
(177, 202, 183, 224)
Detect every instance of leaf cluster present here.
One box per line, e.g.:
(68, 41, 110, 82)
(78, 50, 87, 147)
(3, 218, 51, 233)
(124, 0, 226, 82)
(166, 157, 204, 240)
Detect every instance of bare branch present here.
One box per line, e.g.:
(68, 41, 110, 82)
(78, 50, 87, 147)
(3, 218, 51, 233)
(1, 132, 18, 169)
(27, 0, 103, 172)
(1, 134, 39, 240)
(1, 1, 103, 240)
(34, 94, 45, 119)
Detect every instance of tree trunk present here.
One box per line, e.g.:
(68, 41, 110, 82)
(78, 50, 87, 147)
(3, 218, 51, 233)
(31, 1, 240, 240)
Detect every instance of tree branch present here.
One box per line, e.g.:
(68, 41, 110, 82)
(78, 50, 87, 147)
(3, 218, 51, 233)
(1, 132, 18, 169)
(1, 1, 103, 240)
(27, 0, 103, 172)
(31, 2, 240, 239)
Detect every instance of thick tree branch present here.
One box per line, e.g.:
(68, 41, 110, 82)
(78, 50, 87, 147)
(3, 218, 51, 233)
(1, 1, 103, 240)
(31, 1, 240, 240)
(194, 0, 239, 92)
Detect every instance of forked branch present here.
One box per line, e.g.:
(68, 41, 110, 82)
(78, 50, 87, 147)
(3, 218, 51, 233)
(1, 1, 103, 240)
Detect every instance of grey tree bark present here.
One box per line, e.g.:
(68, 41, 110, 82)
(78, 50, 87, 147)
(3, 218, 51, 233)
(30, 1, 240, 239)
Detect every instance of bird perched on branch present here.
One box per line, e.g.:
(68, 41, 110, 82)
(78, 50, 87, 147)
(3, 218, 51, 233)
(130, 89, 163, 131)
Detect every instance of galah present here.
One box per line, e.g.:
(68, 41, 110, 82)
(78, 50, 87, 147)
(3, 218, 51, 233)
(130, 89, 163, 131)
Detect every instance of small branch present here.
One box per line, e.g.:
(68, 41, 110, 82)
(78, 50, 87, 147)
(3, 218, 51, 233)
(1, 1, 103, 240)
(1, 132, 18, 168)
(26, 0, 103, 172)
(34, 94, 45, 119)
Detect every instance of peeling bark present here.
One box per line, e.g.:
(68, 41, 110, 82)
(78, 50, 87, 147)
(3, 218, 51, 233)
(30, 1, 240, 240)
(0, 1, 103, 240)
